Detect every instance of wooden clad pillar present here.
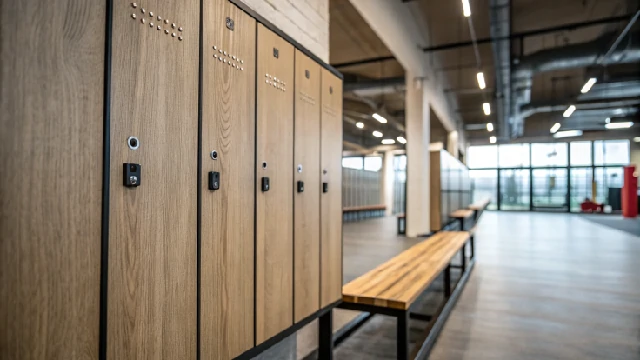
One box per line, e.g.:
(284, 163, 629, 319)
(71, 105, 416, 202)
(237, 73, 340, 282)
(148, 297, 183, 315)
(293, 50, 321, 322)
(255, 24, 295, 344)
(320, 70, 343, 307)
(0, 1, 104, 358)
(201, 0, 256, 358)
(108, 1, 199, 358)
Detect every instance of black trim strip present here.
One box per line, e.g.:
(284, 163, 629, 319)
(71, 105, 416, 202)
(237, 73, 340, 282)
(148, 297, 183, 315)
(196, 0, 204, 357)
(235, 300, 341, 360)
(252, 19, 258, 348)
(227, 0, 342, 80)
(98, 0, 114, 358)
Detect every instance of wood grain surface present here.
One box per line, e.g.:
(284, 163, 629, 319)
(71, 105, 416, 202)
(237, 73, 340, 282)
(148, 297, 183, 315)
(201, 1, 256, 358)
(449, 209, 473, 219)
(342, 232, 468, 309)
(320, 70, 344, 307)
(0, 0, 104, 358)
(293, 50, 322, 322)
(107, 0, 199, 358)
(255, 23, 295, 344)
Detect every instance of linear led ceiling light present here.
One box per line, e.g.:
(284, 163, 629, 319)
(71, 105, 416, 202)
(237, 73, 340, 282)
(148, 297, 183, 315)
(477, 72, 486, 89)
(382, 139, 396, 145)
(397, 136, 407, 144)
(372, 113, 387, 124)
(563, 105, 576, 117)
(550, 123, 561, 133)
(605, 122, 634, 130)
(462, 0, 471, 17)
(483, 102, 491, 116)
(486, 123, 494, 132)
(580, 77, 597, 93)
(553, 130, 583, 138)
(356, 122, 364, 129)
(489, 136, 496, 144)
(372, 130, 383, 137)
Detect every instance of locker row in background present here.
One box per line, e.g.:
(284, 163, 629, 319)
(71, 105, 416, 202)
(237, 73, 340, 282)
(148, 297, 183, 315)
(0, 0, 342, 359)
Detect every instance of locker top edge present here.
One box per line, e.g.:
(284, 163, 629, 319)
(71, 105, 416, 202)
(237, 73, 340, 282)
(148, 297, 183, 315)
(226, 0, 343, 80)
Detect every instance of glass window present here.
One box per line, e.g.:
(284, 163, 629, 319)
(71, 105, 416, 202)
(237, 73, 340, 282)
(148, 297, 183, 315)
(594, 167, 624, 206)
(363, 156, 382, 172)
(531, 143, 568, 167)
(499, 169, 530, 210)
(467, 145, 498, 169)
(498, 144, 530, 168)
(470, 170, 498, 210)
(594, 140, 630, 165)
(342, 157, 363, 170)
(532, 168, 568, 211)
(570, 141, 592, 166)
(393, 155, 407, 171)
(570, 168, 593, 212)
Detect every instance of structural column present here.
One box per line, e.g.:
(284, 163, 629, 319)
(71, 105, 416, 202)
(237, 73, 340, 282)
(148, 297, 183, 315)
(381, 150, 396, 216)
(405, 73, 431, 237)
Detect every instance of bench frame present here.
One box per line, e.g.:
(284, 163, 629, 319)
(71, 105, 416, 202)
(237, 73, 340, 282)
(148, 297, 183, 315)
(318, 237, 475, 360)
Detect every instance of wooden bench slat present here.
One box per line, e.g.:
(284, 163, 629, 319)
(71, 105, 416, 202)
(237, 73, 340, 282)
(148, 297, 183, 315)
(342, 231, 469, 310)
(449, 209, 474, 218)
(349, 234, 455, 302)
(342, 233, 451, 298)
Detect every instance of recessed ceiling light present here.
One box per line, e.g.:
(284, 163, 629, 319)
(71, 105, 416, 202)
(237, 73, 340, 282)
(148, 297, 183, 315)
(550, 123, 561, 133)
(633, 137, 640, 143)
(483, 103, 491, 116)
(580, 77, 597, 93)
(356, 122, 364, 129)
(372, 130, 383, 137)
(563, 105, 576, 117)
(397, 136, 407, 144)
(382, 139, 396, 145)
(489, 136, 496, 144)
(462, 0, 471, 17)
(372, 113, 387, 124)
(553, 130, 583, 138)
(486, 123, 493, 132)
(605, 122, 634, 129)
(476, 72, 486, 90)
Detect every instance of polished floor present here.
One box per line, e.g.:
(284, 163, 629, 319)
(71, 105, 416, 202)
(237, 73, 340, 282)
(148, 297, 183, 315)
(325, 212, 640, 359)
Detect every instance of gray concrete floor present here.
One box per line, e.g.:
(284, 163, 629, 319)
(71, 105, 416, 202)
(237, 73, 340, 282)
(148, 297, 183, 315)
(305, 212, 640, 359)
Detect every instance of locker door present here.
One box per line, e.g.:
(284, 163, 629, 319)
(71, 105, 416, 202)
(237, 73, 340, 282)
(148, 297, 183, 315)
(0, 1, 104, 358)
(201, 1, 256, 358)
(108, 1, 199, 358)
(320, 70, 343, 307)
(255, 24, 295, 344)
(293, 50, 321, 322)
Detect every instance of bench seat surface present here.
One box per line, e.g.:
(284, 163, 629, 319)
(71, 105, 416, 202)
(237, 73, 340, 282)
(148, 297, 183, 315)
(469, 199, 490, 211)
(342, 231, 469, 310)
(449, 209, 474, 219)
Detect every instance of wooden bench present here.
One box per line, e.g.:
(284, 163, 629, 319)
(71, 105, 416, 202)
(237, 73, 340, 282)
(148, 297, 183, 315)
(325, 231, 474, 360)
(342, 204, 387, 222)
(397, 213, 405, 235)
(469, 198, 490, 223)
(449, 209, 473, 230)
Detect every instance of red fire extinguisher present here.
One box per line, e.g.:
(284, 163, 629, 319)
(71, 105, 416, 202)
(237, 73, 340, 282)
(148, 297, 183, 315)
(622, 166, 637, 218)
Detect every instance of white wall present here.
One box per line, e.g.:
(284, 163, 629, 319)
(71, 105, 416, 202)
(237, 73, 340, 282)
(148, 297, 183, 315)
(242, 0, 329, 61)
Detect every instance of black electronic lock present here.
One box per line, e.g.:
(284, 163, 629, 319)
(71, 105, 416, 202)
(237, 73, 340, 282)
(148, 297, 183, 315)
(323, 182, 329, 193)
(297, 180, 304, 193)
(208, 171, 220, 191)
(261, 177, 270, 192)
(123, 163, 141, 187)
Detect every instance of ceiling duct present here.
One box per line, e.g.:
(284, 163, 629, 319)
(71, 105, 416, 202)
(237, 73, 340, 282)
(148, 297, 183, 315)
(511, 29, 640, 137)
(489, 0, 511, 140)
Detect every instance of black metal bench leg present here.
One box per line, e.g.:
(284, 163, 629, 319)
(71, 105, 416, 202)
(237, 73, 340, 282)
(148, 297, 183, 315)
(397, 310, 409, 360)
(470, 236, 475, 260)
(458, 218, 464, 231)
(444, 264, 451, 298)
(319, 310, 333, 360)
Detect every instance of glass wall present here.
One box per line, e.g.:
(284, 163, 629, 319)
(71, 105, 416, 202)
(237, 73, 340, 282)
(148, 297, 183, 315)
(467, 139, 630, 212)
(393, 155, 406, 214)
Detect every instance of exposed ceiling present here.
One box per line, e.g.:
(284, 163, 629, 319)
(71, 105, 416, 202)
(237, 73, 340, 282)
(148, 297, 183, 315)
(329, 0, 640, 149)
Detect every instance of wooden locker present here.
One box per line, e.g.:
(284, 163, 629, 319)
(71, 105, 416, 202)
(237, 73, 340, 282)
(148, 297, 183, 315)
(108, 1, 199, 358)
(201, 1, 256, 358)
(293, 50, 321, 322)
(0, 1, 104, 358)
(255, 23, 295, 344)
(320, 70, 343, 307)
